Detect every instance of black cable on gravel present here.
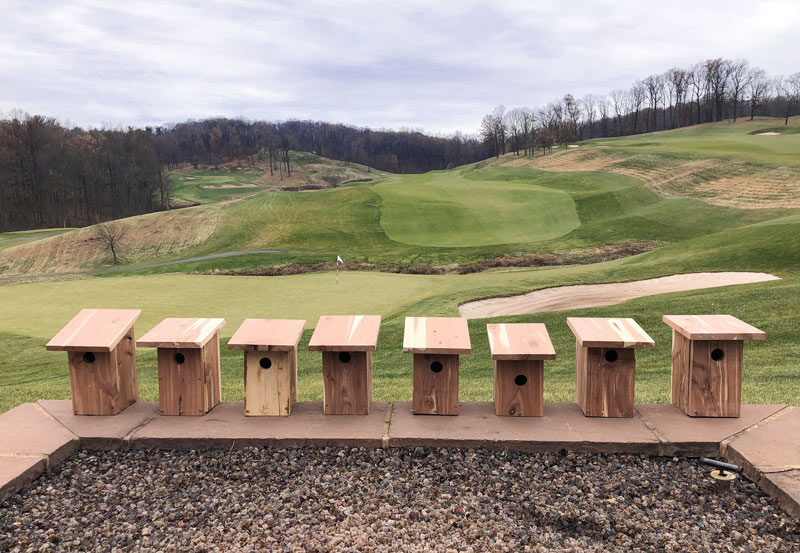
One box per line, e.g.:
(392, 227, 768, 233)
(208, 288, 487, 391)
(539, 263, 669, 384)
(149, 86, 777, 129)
(1, 448, 797, 552)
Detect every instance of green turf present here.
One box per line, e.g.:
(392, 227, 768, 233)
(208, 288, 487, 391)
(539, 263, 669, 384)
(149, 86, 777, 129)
(583, 117, 800, 166)
(0, 228, 74, 252)
(169, 167, 266, 204)
(1, 118, 799, 412)
(374, 171, 580, 246)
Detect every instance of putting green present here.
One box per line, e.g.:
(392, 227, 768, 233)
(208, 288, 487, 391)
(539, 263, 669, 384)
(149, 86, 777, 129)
(374, 171, 580, 246)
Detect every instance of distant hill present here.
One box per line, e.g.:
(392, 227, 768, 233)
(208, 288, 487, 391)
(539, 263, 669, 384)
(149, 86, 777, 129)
(1, 118, 797, 278)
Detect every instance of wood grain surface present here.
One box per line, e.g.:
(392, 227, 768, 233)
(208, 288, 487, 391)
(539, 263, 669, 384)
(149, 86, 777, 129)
(403, 317, 471, 355)
(47, 308, 141, 352)
(138, 318, 225, 349)
(487, 323, 556, 360)
(567, 317, 654, 349)
(308, 315, 381, 352)
(663, 314, 765, 341)
(228, 319, 306, 351)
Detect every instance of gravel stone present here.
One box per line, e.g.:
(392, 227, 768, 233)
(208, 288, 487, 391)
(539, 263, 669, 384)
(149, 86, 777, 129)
(1, 448, 798, 552)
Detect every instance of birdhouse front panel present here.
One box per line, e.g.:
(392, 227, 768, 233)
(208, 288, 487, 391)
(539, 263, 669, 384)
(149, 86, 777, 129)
(493, 359, 544, 417)
(412, 353, 459, 415)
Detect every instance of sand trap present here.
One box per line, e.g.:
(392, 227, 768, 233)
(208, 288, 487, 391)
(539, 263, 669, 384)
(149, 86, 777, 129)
(458, 272, 780, 319)
(757, 132, 780, 136)
(202, 182, 258, 189)
(568, 144, 580, 148)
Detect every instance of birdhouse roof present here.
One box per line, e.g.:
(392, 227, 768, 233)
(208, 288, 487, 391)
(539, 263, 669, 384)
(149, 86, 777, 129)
(662, 314, 765, 341)
(567, 317, 654, 349)
(402, 316, 472, 354)
(46, 308, 142, 352)
(308, 315, 381, 351)
(137, 317, 225, 348)
(227, 319, 306, 351)
(487, 323, 556, 360)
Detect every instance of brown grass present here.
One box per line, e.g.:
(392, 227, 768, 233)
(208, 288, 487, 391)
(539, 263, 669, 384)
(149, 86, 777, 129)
(503, 150, 800, 209)
(210, 241, 662, 278)
(0, 206, 222, 276)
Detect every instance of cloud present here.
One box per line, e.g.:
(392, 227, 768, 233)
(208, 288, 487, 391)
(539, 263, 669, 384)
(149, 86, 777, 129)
(0, 0, 797, 134)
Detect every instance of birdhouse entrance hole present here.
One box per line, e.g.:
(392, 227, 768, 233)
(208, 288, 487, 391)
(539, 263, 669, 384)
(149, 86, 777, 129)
(430, 361, 443, 373)
(604, 349, 619, 363)
(259, 357, 272, 369)
(711, 348, 725, 361)
(514, 374, 528, 386)
(174, 352, 185, 364)
(82, 352, 95, 364)
(338, 352, 351, 364)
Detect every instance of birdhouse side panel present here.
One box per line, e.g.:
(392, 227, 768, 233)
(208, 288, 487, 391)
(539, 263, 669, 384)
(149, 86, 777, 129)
(116, 328, 139, 408)
(201, 332, 222, 413)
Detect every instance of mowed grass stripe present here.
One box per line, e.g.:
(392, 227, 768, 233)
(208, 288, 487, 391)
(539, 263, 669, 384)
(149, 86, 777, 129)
(375, 171, 580, 246)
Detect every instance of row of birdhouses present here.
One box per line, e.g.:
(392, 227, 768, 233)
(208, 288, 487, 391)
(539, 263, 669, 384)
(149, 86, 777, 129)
(46, 310, 765, 420)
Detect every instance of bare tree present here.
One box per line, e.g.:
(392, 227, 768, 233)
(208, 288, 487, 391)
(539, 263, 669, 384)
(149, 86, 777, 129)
(630, 82, 646, 133)
(610, 89, 628, 135)
(746, 69, 770, 120)
(596, 95, 610, 137)
(581, 94, 597, 139)
(95, 221, 127, 264)
(728, 60, 752, 122)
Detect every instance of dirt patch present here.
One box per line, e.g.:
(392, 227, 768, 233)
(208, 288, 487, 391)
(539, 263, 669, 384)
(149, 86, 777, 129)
(208, 241, 662, 278)
(202, 182, 259, 189)
(458, 272, 780, 318)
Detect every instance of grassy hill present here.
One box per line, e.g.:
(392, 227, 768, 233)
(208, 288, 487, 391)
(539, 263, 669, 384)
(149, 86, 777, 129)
(169, 151, 381, 205)
(0, 118, 798, 412)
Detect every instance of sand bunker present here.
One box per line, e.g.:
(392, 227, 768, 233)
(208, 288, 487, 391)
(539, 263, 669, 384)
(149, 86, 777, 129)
(757, 132, 781, 136)
(202, 182, 259, 189)
(458, 272, 780, 319)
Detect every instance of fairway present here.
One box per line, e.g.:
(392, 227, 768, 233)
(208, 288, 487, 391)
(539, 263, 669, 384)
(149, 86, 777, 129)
(375, 171, 580, 246)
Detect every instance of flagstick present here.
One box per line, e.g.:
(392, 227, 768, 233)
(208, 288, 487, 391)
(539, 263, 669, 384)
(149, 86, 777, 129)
(336, 264, 339, 287)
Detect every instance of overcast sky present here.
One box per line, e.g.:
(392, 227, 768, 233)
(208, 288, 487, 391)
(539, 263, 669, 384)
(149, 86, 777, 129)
(1, 0, 798, 135)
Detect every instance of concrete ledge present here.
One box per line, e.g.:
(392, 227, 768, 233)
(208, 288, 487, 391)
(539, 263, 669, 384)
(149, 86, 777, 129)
(759, 470, 800, 518)
(37, 400, 159, 449)
(0, 403, 78, 467)
(635, 403, 787, 457)
(2, 399, 797, 519)
(388, 402, 661, 454)
(0, 456, 46, 504)
(725, 407, 799, 517)
(130, 402, 390, 450)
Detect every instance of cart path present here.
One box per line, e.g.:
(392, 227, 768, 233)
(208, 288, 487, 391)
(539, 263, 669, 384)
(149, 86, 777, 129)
(0, 250, 287, 281)
(458, 272, 781, 319)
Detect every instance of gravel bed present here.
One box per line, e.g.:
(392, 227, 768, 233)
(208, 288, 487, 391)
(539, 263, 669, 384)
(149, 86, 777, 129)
(1, 448, 797, 552)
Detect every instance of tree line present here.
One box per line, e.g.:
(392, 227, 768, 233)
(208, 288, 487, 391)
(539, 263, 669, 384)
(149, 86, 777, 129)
(0, 114, 485, 231)
(480, 58, 800, 156)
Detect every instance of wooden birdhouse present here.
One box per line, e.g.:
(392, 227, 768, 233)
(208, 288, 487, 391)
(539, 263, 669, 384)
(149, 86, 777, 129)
(567, 317, 655, 418)
(46, 308, 141, 416)
(663, 315, 765, 418)
(137, 317, 225, 416)
(487, 323, 556, 417)
(227, 318, 306, 416)
(403, 317, 471, 416)
(308, 315, 381, 415)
